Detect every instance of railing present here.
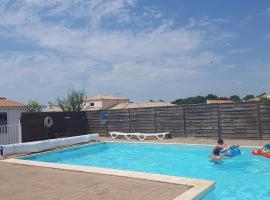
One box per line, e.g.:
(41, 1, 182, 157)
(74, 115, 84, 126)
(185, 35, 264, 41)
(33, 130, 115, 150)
(0, 124, 21, 145)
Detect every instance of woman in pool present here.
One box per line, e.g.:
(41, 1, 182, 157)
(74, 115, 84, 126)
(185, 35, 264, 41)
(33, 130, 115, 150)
(209, 146, 224, 162)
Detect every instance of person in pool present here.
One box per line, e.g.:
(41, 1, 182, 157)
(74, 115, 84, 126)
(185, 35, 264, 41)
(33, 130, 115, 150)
(209, 146, 224, 162)
(216, 138, 227, 149)
(212, 138, 240, 159)
(213, 146, 222, 156)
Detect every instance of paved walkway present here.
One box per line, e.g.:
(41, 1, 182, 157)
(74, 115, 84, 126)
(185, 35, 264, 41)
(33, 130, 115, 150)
(101, 136, 270, 147)
(0, 162, 190, 200)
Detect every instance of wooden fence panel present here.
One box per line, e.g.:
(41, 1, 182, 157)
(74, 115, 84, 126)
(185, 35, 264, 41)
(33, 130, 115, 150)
(106, 110, 130, 133)
(86, 111, 108, 136)
(155, 106, 185, 137)
(185, 104, 219, 138)
(20, 102, 270, 141)
(21, 112, 89, 142)
(129, 108, 156, 133)
(260, 101, 270, 139)
(219, 103, 260, 139)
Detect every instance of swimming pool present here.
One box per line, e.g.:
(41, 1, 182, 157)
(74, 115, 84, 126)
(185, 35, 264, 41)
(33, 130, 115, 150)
(21, 142, 270, 199)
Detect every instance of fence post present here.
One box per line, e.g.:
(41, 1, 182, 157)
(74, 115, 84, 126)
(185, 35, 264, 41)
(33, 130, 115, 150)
(182, 105, 187, 138)
(18, 122, 22, 143)
(128, 109, 131, 133)
(217, 104, 221, 139)
(257, 102, 262, 140)
(154, 107, 157, 133)
(105, 111, 109, 136)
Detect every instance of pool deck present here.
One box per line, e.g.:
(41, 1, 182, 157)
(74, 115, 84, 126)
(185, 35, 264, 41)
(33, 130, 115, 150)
(101, 136, 270, 147)
(0, 162, 190, 200)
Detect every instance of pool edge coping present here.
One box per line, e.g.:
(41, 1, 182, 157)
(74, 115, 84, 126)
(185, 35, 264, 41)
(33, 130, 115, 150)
(103, 139, 261, 148)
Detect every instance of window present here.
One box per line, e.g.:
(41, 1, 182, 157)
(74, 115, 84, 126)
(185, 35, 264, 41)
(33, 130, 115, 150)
(0, 113, 7, 134)
(90, 103, 95, 107)
(0, 113, 7, 126)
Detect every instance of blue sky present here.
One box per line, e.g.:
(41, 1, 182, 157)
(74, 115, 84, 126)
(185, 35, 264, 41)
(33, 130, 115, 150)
(0, 0, 270, 103)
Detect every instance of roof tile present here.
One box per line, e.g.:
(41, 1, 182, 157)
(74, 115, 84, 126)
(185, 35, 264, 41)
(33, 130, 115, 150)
(0, 98, 27, 108)
(110, 102, 174, 110)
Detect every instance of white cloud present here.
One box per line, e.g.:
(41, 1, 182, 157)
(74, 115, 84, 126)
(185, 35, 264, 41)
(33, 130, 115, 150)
(0, 0, 240, 102)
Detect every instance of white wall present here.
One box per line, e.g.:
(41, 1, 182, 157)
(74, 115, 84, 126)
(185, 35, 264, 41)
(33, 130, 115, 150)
(0, 108, 26, 144)
(0, 108, 27, 125)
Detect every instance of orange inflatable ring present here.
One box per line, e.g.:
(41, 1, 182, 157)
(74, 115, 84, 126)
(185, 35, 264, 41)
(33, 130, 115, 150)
(252, 149, 264, 156)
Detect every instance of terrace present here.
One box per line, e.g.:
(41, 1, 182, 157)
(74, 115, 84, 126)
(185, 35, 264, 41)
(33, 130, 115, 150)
(0, 162, 190, 200)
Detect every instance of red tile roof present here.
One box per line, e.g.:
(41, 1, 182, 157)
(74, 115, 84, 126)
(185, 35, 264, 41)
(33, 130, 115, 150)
(0, 98, 27, 108)
(207, 100, 233, 104)
(110, 102, 174, 110)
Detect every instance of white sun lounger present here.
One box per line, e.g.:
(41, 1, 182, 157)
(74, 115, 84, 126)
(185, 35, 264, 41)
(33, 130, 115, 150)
(109, 131, 170, 140)
(109, 131, 135, 139)
(136, 132, 170, 140)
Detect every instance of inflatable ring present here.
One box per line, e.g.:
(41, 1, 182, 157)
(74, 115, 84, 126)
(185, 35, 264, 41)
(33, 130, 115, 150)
(263, 153, 270, 158)
(252, 149, 264, 156)
(44, 116, 53, 128)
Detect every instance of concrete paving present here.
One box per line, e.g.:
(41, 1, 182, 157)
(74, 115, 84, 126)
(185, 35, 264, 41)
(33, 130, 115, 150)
(0, 162, 190, 200)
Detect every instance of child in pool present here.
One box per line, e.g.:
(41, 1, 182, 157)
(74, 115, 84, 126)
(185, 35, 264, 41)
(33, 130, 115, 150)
(210, 139, 239, 161)
(209, 138, 226, 160)
(216, 138, 239, 153)
(209, 146, 223, 162)
(216, 138, 227, 149)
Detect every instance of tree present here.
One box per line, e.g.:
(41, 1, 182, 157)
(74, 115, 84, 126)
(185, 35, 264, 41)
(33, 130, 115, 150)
(206, 94, 218, 100)
(57, 88, 86, 111)
(172, 96, 206, 105)
(229, 95, 241, 102)
(260, 96, 269, 101)
(27, 100, 43, 112)
(243, 94, 255, 102)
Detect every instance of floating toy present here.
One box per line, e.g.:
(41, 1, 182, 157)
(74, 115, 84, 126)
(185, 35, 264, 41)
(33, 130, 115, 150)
(252, 149, 264, 156)
(263, 153, 270, 158)
(221, 146, 241, 158)
(252, 144, 270, 158)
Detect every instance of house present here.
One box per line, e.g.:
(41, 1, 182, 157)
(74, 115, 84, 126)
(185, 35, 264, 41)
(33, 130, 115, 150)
(0, 97, 27, 127)
(43, 102, 62, 112)
(83, 93, 129, 111)
(248, 93, 270, 102)
(110, 101, 174, 110)
(206, 99, 233, 104)
(43, 93, 174, 111)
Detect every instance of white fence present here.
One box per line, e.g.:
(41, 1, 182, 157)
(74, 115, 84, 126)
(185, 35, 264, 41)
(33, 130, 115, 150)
(0, 124, 21, 145)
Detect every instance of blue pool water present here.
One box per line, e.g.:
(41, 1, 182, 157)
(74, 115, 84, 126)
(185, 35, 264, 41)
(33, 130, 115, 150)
(21, 142, 270, 199)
